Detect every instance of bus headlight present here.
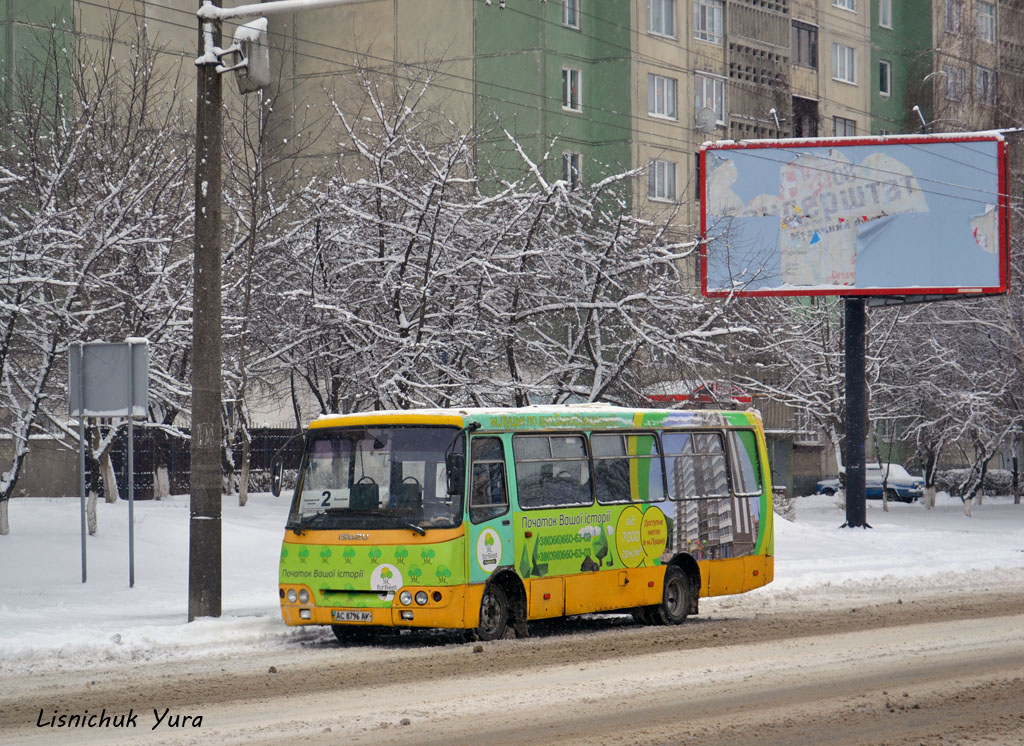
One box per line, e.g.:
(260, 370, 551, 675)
(415, 591, 429, 606)
(399, 590, 413, 606)
(298, 589, 309, 604)
(286, 589, 297, 603)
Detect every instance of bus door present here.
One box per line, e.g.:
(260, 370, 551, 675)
(467, 435, 513, 583)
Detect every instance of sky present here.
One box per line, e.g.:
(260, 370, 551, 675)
(1, 490, 1022, 675)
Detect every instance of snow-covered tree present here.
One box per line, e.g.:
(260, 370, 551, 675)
(270, 65, 739, 415)
(221, 77, 314, 505)
(0, 18, 193, 533)
(730, 296, 899, 477)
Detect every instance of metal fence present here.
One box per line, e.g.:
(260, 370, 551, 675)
(95, 427, 303, 499)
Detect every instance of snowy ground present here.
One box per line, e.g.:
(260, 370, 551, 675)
(1, 491, 1022, 675)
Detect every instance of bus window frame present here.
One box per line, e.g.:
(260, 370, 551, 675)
(590, 430, 667, 505)
(512, 431, 594, 510)
(468, 435, 511, 524)
(727, 428, 763, 497)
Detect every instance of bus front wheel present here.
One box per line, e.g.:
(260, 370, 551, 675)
(473, 583, 509, 641)
(649, 566, 690, 625)
(332, 624, 376, 644)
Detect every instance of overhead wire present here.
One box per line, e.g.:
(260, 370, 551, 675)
(30, 0, 1011, 199)
(66, 0, 915, 143)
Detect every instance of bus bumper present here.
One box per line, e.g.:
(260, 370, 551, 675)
(280, 584, 478, 629)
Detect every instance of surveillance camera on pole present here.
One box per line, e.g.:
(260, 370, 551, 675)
(216, 18, 271, 94)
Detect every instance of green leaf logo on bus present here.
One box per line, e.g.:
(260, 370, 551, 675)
(476, 528, 502, 573)
(370, 563, 402, 600)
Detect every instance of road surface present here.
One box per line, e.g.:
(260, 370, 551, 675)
(2, 589, 1023, 745)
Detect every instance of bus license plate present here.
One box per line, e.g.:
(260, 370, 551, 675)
(332, 610, 372, 623)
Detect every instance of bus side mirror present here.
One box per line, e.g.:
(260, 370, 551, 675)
(271, 459, 284, 497)
(445, 453, 465, 496)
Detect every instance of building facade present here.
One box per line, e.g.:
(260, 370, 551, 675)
(3, 0, 1020, 496)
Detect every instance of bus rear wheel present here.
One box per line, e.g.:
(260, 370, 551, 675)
(648, 566, 690, 625)
(473, 582, 509, 641)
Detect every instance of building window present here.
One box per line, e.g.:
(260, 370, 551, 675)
(793, 96, 818, 138)
(879, 0, 892, 28)
(977, 66, 995, 106)
(879, 129, 891, 135)
(649, 0, 675, 37)
(694, 0, 723, 44)
(833, 43, 857, 84)
(945, 0, 962, 34)
(833, 0, 855, 10)
(647, 74, 678, 119)
(564, 0, 580, 29)
(695, 72, 725, 123)
(562, 67, 581, 111)
(943, 64, 964, 101)
(649, 159, 677, 202)
(977, 2, 995, 43)
(792, 21, 818, 68)
(562, 152, 582, 190)
(833, 116, 856, 136)
(878, 59, 891, 97)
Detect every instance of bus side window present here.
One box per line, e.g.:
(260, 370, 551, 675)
(592, 432, 664, 504)
(663, 431, 728, 499)
(470, 437, 509, 523)
(513, 434, 591, 508)
(691, 432, 730, 497)
(663, 431, 695, 499)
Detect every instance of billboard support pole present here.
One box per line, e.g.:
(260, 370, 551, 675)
(843, 298, 869, 528)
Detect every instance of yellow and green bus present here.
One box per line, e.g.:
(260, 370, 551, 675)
(273, 404, 774, 641)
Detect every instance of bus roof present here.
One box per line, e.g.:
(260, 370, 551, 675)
(309, 405, 763, 432)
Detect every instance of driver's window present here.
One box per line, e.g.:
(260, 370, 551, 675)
(470, 437, 508, 523)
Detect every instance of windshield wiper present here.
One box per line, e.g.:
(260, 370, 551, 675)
(289, 511, 331, 535)
(389, 518, 426, 536)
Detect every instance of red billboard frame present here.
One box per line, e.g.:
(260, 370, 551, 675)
(699, 132, 1010, 298)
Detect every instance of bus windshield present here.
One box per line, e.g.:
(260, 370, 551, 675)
(288, 425, 464, 532)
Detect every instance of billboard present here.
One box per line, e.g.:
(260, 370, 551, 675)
(700, 133, 1009, 297)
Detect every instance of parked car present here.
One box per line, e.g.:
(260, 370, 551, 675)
(815, 476, 841, 496)
(815, 464, 924, 503)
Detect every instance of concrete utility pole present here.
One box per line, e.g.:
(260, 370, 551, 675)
(190, 0, 224, 621)
(188, 0, 383, 622)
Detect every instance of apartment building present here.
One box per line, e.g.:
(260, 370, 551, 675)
(932, 0, 1004, 132)
(871, 0, 933, 135)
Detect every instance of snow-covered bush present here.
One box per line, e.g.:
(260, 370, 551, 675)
(935, 468, 1014, 496)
